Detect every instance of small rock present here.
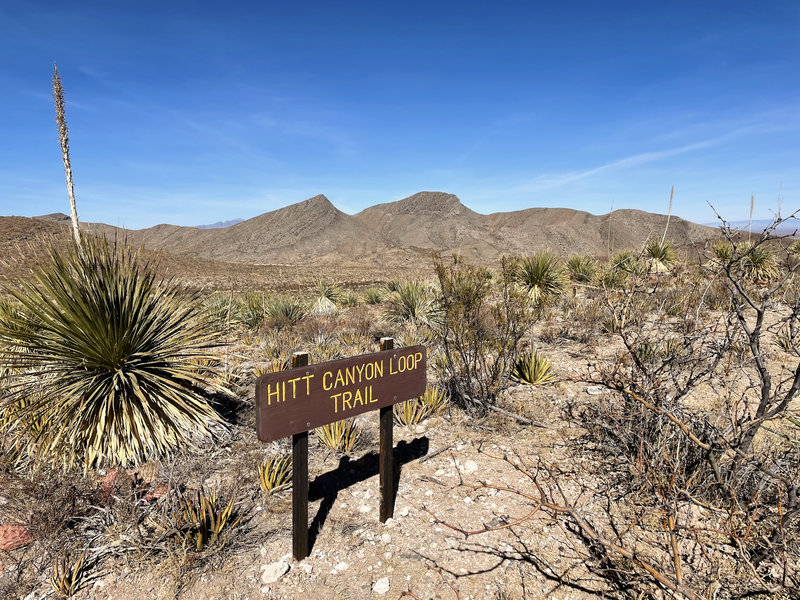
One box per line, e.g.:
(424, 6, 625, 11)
(359, 504, 372, 513)
(260, 560, 289, 584)
(381, 533, 391, 544)
(414, 424, 426, 434)
(586, 385, 605, 395)
(373, 577, 391, 595)
(301, 563, 313, 575)
(424, 489, 433, 497)
(398, 506, 410, 517)
(0, 525, 33, 551)
(461, 460, 478, 474)
(334, 561, 349, 572)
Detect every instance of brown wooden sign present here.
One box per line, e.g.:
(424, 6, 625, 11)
(256, 345, 426, 443)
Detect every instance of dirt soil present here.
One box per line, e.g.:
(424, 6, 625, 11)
(2, 348, 603, 600)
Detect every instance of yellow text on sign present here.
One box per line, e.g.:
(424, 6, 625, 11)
(263, 373, 315, 405)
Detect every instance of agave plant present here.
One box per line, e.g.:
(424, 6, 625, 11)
(510, 352, 557, 385)
(512, 252, 565, 304)
(644, 238, 676, 273)
(169, 489, 241, 552)
(0, 238, 222, 468)
(315, 418, 360, 454)
(258, 454, 293, 494)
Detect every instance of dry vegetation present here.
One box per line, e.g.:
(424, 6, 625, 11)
(0, 219, 799, 599)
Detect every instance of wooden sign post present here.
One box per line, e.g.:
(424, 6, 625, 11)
(256, 340, 426, 560)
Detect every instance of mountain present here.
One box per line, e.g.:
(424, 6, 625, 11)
(196, 218, 244, 229)
(704, 219, 799, 237)
(11, 192, 718, 267)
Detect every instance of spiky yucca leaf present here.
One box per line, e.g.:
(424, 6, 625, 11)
(0, 238, 222, 468)
(644, 238, 676, 273)
(50, 551, 88, 598)
(363, 287, 385, 305)
(315, 418, 360, 454)
(738, 241, 778, 282)
(170, 489, 241, 552)
(512, 252, 565, 304)
(713, 241, 733, 263)
(511, 352, 557, 385)
(264, 295, 306, 328)
(259, 454, 293, 494)
(385, 280, 436, 325)
(394, 386, 448, 426)
(566, 255, 597, 283)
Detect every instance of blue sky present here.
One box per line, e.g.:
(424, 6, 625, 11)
(1, 1, 798, 229)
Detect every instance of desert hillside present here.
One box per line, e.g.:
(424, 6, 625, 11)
(17, 191, 716, 266)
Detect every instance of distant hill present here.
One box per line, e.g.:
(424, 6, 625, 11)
(196, 218, 244, 229)
(13, 192, 718, 266)
(704, 218, 799, 237)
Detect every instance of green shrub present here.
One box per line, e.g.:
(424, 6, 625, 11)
(0, 238, 222, 468)
(434, 256, 535, 412)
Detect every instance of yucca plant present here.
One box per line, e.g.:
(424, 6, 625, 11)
(644, 238, 676, 273)
(738, 241, 778, 282)
(264, 295, 306, 328)
(712, 241, 733, 263)
(512, 251, 565, 304)
(610, 250, 646, 276)
(0, 237, 222, 468)
(312, 278, 342, 304)
(315, 418, 360, 454)
(50, 551, 88, 598)
(393, 386, 446, 426)
(363, 287, 385, 305)
(393, 399, 426, 426)
(169, 489, 241, 552)
(239, 292, 268, 329)
(511, 352, 557, 385)
(566, 254, 597, 283)
(258, 454, 292, 494)
(385, 280, 436, 325)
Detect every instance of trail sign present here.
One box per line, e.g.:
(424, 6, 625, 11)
(256, 341, 427, 560)
(256, 345, 426, 443)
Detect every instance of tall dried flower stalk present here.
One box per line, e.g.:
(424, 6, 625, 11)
(52, 63, 82, 249)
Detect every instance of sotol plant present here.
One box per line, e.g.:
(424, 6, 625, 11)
(512, 251, 565, 305)
(0, 237, 222, 468)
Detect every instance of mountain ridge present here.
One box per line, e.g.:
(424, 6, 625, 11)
(23, 191, 716, 266)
